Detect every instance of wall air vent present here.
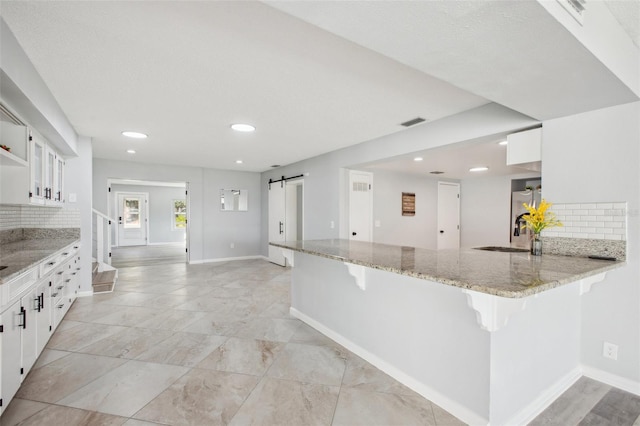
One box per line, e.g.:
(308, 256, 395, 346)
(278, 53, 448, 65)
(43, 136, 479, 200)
(557, 0, 586, 24)
(271, 165, 281, 168)
(400, 117, 426, 127)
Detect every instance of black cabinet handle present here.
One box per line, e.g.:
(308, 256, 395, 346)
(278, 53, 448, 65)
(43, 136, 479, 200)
(57, 304, 65, 310)
(279, 221, 284, 235)
(352, 232, 357, 236)
(439, 230, 444, 234)
(19, 306, 26, 329)
(40, 293, 44, 310)
(57, 285, 64, 290)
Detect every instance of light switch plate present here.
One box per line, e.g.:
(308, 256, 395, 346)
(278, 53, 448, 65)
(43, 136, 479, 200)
(68, 193, 77, 203)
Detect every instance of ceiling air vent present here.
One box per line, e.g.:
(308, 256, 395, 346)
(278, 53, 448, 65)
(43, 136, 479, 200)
(430, 171, 444, 175)
(400, 117, 426, 127)
(557, 0, 586, 24)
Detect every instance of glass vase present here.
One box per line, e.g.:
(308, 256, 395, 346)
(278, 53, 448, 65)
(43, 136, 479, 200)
(531, 234, 542, 256)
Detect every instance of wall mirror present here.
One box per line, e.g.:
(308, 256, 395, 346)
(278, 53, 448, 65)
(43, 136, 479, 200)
(220, 189, 248, 211)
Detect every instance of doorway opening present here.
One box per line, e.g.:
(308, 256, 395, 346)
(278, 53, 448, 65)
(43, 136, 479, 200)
(108, 179, 189, 268)
(437, 181, 460, 250)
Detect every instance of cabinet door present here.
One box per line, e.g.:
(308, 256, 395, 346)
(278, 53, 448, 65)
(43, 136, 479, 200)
(21, 288, 39, 375)
(0, 300, 24, 414)
(29, 135, 45, 204)
(36, 279, 52, 354)
(45, 146, 56, 203)
(55, 156, 64, 203)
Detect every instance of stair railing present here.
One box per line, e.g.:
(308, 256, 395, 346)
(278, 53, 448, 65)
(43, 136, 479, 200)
(92, 208, 115, 266)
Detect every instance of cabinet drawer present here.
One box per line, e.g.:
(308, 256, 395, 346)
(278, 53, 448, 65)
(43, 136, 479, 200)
(1, 268, 38, 309)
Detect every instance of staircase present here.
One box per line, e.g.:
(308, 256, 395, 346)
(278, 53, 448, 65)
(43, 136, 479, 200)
(92, 208, 118, 293)
(92, 260, 117, 293)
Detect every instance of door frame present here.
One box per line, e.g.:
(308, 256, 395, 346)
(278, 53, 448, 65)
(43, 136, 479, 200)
(437, 181, 460, 250)
(114, 191, 150, 247)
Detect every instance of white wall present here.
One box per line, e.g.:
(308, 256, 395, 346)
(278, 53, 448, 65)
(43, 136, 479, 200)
(93, 158, 261, 263)
(543, 101, 640, 387)
(460, 172, 540, 249)
(64, 137, 93, 293)
(111, 184, 185, 245)
(370, 170, 441, 249)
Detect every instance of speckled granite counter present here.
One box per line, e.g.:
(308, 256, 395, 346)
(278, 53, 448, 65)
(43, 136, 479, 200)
(270, 239, 624, 298)
(0, 229, 80, 284)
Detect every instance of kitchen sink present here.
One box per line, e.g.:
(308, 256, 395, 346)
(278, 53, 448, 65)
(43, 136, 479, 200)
(474, 246, 529, 253)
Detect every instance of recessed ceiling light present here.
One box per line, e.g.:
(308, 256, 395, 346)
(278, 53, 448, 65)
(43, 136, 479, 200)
(122, 131, 148, 139)
(498, 140, 508, 146)
(126, 149, 136, 154)
(235, 160, 243, 164)
(231, 123, 255, 132)
(414, 157, 423, 162)
(469, 166, 489, 172)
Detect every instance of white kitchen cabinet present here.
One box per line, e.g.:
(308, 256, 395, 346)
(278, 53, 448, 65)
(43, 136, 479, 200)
(0, 242, 80, 413)
(506, 127, 542, 171)
(0, 131, 65, 206)
(20, 287, 39, 375)
(0, 299, 22, 414)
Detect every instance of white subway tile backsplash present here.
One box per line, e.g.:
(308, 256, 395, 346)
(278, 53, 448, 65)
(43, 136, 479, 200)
(0, 205, 80, 230)
(542, 201, 627, 241)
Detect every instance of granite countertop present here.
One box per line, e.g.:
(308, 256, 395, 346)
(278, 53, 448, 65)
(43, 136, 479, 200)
(270, 239, 625, 298)
(0, 237, 80, 284)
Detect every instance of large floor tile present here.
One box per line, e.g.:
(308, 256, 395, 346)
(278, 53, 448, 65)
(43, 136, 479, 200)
(133, 368, 259, 425)
(266, 342, 346, 386)
(186, 312, 249, 336)
(228, 377, 339, 426)
(581, 388, 640, 425)
(91, 306, 164, 327)
(8, 404, 127, 426)
(341, 353, 415, 396)
(332, 388, 437, 426)
(56, 360, 189, 417)
(234, 317, 301, 342)
(32, 348, 70, 369)
(134, 331, 226, 367)
(79, 327, 175, 359)
(135, 307, 207, 331)
(46, 322, 127, 351)
(16, 353, 128, 403)
(196, 337, 285, 376)
(530, 377, 612, 425)
(0, 398, 49, 426)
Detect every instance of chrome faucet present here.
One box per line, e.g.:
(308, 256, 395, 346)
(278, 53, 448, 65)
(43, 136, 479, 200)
(514, 213, 528, 237)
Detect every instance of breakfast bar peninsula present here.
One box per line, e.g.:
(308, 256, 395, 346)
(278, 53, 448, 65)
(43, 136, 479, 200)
(270, 239, 624, 425)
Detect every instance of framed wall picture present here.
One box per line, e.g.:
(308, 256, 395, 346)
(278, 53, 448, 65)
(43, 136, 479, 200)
(402, 192, 415, 216)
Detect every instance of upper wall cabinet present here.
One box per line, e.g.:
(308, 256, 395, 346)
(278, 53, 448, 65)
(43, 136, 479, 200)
(0, 107, 29, 167)
(1, 129, 65, 207)
(506, 127, 542, 172)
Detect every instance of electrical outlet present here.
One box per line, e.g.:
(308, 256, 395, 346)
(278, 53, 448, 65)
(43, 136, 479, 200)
(603, 342, 618, 360)
(330, 221, 335, 229)
(230, 243, 235, 249)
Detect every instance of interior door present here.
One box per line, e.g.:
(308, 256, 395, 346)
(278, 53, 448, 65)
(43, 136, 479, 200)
(437, 182, 460, 250)
(268, 180, 286, 266)
(117, 192, 148, 246)
(349, 171, 373, 242)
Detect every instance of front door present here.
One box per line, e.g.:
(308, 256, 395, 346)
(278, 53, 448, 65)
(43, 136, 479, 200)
(437, 182, 460, 250)
(117, 192, 148, 246)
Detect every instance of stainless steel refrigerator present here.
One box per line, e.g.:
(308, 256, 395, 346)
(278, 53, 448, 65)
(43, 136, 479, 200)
(511, 190, 542, 248)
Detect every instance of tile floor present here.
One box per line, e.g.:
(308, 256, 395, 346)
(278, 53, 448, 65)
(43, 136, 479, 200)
(1, 259, 639, 425)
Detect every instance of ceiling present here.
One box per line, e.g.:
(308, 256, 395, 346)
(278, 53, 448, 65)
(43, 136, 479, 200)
(355, 132, 540, 180)
(1, 1, 638, 174)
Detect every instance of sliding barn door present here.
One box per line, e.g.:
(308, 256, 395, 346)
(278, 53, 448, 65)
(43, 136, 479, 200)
(268, 180, 286, 266)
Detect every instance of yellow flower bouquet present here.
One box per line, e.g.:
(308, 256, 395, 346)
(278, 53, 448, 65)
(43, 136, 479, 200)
(522, 199, 563, 235)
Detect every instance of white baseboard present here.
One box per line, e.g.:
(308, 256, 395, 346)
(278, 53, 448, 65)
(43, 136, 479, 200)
(147, 242, 186, 246)
(504, 367, 582, 426)
(189, 255, 264, 265)
(582, 365, 640, 396)
(289, 307, 489, 426)
(77, 291, 94, 297)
